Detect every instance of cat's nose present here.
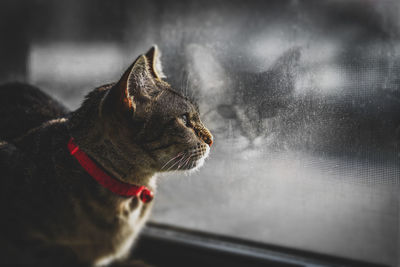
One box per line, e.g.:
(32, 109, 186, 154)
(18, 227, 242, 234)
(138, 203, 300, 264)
(204, 134, 213, 147)
(196, 126, 213, 147)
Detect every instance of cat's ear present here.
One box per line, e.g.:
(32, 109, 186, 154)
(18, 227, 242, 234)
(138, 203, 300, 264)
(259, 46, 301, 96)
(184, 44, 228, 116)
(145, 45, 166, 80)
(105, 54, 159, 114)
(268, 46, 301, 75)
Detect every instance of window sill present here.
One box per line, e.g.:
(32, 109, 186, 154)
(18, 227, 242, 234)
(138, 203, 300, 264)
(132, 222, 388, 267)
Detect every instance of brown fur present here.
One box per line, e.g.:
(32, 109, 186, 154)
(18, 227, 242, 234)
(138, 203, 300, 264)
(0, 46, 212, 266)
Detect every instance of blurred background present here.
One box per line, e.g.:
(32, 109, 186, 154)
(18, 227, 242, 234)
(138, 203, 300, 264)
(1, 0, 399, 266)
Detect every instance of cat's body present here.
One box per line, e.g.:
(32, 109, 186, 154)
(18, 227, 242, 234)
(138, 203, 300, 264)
(0, 119, 150, 266)
(0, 46, 213, 266)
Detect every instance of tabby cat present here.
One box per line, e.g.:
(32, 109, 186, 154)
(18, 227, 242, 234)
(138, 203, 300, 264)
(0, 46, 213, 266)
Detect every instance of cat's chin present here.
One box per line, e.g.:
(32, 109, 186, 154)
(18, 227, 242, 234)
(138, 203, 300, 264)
(183, 145, 210, 174)
(160, 145, 210, 173)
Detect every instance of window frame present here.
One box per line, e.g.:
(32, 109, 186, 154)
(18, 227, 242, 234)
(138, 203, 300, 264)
(132, 222, 388, 267)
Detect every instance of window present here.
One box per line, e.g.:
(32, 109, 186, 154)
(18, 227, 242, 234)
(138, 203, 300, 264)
(5, 0, 399, 266)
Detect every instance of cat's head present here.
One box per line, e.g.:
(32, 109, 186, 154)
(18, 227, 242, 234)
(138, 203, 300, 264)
(184, 45, 300, 147)
(100, 46, 213, 175)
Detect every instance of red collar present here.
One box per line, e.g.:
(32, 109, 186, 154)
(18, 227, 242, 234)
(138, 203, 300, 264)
(67, 137, 154, 203)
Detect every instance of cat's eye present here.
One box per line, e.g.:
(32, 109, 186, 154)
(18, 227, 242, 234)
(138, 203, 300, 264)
(181, 114, 189, 126)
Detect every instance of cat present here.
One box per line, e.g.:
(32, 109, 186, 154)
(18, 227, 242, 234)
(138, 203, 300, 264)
(220, 47, 301, 145)
(181, 45, 300, 147)
(0, 45, 213, 266)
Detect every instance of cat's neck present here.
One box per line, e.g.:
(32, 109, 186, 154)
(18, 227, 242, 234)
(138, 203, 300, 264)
(67, 89, 156, 188)
(84, 137, 156, 187)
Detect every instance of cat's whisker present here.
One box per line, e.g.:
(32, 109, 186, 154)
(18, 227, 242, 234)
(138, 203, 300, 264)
(178, 154, 190, 170)
(182, 154, 194, 169)
(177, 153, 190, 170)
(161, 152, 183, 170)
(166, 153, 187, 171)
(185, 160, 196, 174)
(166, 158, 181, 172)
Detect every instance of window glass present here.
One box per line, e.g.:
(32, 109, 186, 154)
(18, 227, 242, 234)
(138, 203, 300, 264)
(18, 1, 400, 266)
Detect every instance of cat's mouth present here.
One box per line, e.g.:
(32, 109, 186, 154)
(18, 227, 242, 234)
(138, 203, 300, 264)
(161, 144, 210, 172)
(181, 145, 210, 171)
